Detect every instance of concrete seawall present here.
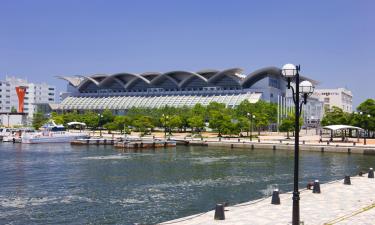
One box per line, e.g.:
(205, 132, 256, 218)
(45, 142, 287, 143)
(177, 140, 375, 155)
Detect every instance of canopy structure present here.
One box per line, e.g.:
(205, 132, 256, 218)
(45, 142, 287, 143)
(67, 122, 86, 127)
(323, 125, 363, 131)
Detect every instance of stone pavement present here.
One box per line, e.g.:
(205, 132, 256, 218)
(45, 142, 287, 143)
(159, 175, 375, 225)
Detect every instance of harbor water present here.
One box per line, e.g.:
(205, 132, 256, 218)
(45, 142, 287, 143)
(0, 143, 374, 225)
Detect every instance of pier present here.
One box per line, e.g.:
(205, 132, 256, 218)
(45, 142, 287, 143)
(71, 138, 176, 149)
(160, 173, 375, 225)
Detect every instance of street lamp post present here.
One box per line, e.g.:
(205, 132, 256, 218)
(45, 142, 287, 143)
(282, 64, 314, 225)
(162, 114, 169, 140)
(247, 113, 256, 142)
(98, 113, 103, 137)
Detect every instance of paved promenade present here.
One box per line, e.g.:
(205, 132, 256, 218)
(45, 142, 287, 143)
(160, 175, 375, 225)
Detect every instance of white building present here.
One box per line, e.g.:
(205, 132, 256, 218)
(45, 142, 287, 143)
(0, 76, 57, 121)
(279, 94, 324, 128)
(0, 113, 27, 127)
(312, 88, 353, 113)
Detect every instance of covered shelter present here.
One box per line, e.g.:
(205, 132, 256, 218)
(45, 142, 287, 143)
(322, 125, 363, 142)
(67, 121, 86, 131)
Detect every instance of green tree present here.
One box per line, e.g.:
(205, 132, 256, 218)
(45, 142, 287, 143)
(101, 109, 114, 125)
(114, 115, 132, 133)
(208, 110, 232, 137)
(353, 99, 375, 136)
(321, 106, 350, 126)
(11, 106, 17, 113)
(279, 113, 304, 138)
(279, 116, 294, 139)
(32, 112, 47, 130)
(132, 116, 154, 136)
(169, 115, 183, 131)
(51, 112, 64, 125)
(81, 111, 99, 129)
(188, 115, 205, 133)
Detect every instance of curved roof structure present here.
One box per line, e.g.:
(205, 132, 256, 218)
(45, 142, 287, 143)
(56, 76, 84, 87)
(241, 67, 281, 88)
(60, 66, 315, 93)
(323, 125, 363, 131)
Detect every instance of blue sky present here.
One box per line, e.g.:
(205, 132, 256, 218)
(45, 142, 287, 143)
(0, 0, 374, 106)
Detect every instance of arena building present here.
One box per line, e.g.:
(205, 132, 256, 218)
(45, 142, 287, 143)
(57, 66, 315, 114)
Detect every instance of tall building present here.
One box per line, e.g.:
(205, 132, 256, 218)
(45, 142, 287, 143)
(312, 88, 353, 113)
(0, 76, 57, 120)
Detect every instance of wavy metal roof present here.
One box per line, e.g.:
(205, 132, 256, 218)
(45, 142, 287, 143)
(58, 66, 316, 90)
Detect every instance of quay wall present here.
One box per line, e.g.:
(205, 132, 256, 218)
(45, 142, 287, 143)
(178, 141, 375, 155)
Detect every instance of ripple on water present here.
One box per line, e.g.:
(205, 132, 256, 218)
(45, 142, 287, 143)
(0, 195, 95, 209)
(191, 155, 244, 164)
(82, 154, 132, 160)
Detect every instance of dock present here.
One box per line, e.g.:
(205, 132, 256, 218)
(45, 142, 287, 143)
(71, 138, 116, 145)
(114, 140, 176, 149)
(159, 173, 375, 225)
(71, 138, 176, 149)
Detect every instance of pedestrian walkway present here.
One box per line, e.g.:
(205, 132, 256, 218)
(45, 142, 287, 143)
(159, 175, 375, 225)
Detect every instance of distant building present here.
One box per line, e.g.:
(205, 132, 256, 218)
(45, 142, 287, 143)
(282, 87, 323, 128)
(57, 67, 316, 113)
(313, 88, 353, 113)
(0, 113, 27, 127)
(0, 76, 57, 122)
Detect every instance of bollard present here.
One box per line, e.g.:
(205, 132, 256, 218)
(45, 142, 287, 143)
(344, 176, 351, 185)
(327, 141, 330, 145)
(303, 140, 305, 145)
(359, 171, 363, 176)
(313, 180, 321, 193)
(368, 168, 374, 178)
(353, 142, 356, 146)
(271, 189, 280, 205)
(214, 204, 225, 220)
(258, 138, 260, 143)
(238, 138, 240, 142)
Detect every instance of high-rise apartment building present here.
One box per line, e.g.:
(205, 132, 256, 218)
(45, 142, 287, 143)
(0, 76, 57, 119)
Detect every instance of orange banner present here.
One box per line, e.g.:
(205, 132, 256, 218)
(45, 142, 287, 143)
(15, 86, 27, 113)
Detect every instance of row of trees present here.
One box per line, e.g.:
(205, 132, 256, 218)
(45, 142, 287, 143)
(38, 100, 278, 137)
(321, 99, 375, 136)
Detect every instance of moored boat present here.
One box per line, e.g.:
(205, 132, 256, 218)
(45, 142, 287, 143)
(21, 121, 88, 144)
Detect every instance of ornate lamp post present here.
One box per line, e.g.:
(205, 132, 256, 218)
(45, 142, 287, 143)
(97, 113, 103, 137)
(247, 113, 256, 141)
(162, 114, 169, 140)
(282, 64, 314, 225)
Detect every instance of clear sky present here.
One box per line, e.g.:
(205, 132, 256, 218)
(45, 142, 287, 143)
(0, 0, 374, 106)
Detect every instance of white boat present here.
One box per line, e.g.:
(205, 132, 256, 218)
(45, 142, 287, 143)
(0, 128, 12, 141)
(2, 128, 32, 142)
(21, 121, 89, 144)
